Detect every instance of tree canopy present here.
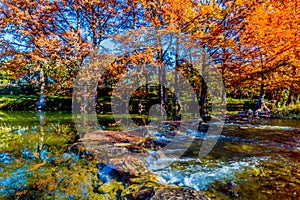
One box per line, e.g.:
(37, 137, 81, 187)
(0, 0, 299, 110)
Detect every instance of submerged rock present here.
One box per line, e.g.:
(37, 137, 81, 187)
(150, 187, 210, 200)
(198, 124, 209, 132)
(108, 154, 151, 177)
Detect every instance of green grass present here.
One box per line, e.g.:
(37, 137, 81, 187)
(226, 97, 257, 104)
(0, 94, 298, 118)
(0, 95, 37, 109)
(0, 95, 72, 111)
(273, 103, 300, 117)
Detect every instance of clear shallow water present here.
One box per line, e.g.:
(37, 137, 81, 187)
(0, 111, 85, 198)
(148, 120, 300, 199)
(0, 111, 299, 199)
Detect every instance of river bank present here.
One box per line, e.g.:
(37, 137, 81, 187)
(1, 95, 300, 120)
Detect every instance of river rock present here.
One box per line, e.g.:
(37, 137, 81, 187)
(227, 113, 248, 121)
(162, 121, 180, 131)
(202, 116, 212, 122)
(293, 129, 300, 135)
(198, 124, 209, 132)
(150, 187, 210, 200)
(108, 154, 151, 177)
(80, 130, 146, 144)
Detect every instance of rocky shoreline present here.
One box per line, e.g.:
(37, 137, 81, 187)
(226, 108, 300, 122)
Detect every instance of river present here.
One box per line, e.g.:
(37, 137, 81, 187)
(0, 111, 299, 199)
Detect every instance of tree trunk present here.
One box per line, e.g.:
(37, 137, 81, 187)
(94, 87, 99, 113)
(145, 72, 149, 93)
(162, 66, 167, 106)
(221, 89, 226, 104)
(137, 73, 143, 116)
(200, 51, 208, 118)
(221, 52, 227, 104)
(286, 86, 295, 105)
(295, 93, 299, 104)
(200, 77, 207, 117)
(287, 66, 297, 105)
(255, 55, 266, 111)
(174, 39, 180, 120)
(36, 65, 46, 111)
(188, 48, 199, 118)
(257, 83, 265, 110)
(158, 66, 163, 105)
(155, 29, 167, 116)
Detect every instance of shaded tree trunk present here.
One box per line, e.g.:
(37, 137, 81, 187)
(188, 48, 198, 118)
(145, 71, 149, 93)
(200, 77, 207, 117)
(162, 66, 168, 106)
(257, 83, 265, 110)
(221, 49, 227, 104)
(295, 93, 299, 104)
(200, 51, 208, 117)
(287, 66, 297, 105)
(137, 73, 143, 117)
(158, 66, 164, 105)
(255, 55, 267, 111)
(221, 67, 226, 104)
(286, 86, 295, 105)
(174, 39, 180, 120)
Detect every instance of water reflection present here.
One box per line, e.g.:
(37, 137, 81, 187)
(0, 111, 80, 198)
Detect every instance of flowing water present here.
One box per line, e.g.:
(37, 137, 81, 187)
(149, 119, 300, 199)
(0, 111, 299, 199)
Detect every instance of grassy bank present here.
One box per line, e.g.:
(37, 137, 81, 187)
(273, 103, 300, 119)
(0, 95, 72, 111)
(0, 95, 299, 118)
